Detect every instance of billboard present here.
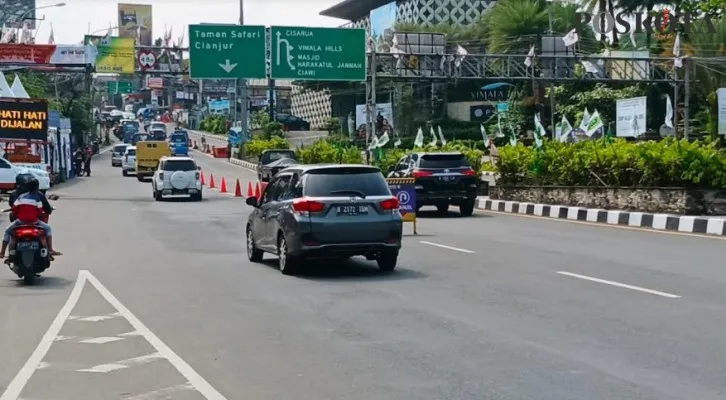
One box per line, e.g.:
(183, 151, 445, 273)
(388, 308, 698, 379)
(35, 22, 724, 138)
(0, 0, 36, 29)
(84, 35, 136, 74)
(370, 2, 396, 52)
(0, 44, 95, 65)
(118, 3, 152, 46)
(0, 98, 49, 140)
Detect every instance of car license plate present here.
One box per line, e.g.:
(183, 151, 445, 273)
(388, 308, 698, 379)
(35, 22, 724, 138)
(337, 205, 368, 215)
(438, 176, 456, 182)
(17, 242, 39, 250)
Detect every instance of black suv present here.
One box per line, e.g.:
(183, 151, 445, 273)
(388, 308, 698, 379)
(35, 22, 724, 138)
(257, 149, 296, 182)
(387, 152, 478, 216)
(245, 164, 403, 275)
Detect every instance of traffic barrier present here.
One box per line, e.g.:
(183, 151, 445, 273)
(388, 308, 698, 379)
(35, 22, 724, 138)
(209, 174, 216, 189)
(234, 179, 243, 197)
(200, 171, 205, 185)
(220, 177, 228, 193)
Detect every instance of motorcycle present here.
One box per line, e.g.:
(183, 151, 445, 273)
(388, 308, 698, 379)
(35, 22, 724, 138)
(2, 198, 58, 285)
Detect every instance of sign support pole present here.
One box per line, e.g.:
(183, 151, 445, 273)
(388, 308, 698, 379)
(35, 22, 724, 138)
(238, 0, 249, 136)
(365, 44, 377, 165)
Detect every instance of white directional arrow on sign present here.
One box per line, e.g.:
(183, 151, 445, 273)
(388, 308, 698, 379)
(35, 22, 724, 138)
(218, 59, 238, 73)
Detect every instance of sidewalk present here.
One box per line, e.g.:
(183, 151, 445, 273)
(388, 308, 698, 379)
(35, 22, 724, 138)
(476, 197, 726, 237)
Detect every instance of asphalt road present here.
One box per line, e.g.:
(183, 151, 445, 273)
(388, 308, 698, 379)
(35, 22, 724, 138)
(0, 150, 725, 399)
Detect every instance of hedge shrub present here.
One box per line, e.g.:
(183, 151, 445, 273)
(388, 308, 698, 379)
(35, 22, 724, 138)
(243, 136, 290, 159)
(200, 116, 228, 135)
(497, 138, 726, 188)
(296, 140, 364, 164)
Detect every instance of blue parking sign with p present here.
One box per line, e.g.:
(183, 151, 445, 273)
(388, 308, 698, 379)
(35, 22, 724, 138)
(386, 178, 417, 232)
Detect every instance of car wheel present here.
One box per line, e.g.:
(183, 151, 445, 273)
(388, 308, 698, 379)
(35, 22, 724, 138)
(246, 226, 263, 262)
(459, 199, 475, 217)
(136, 175, 145, 182)
(277, 234, 300, 275)
(377, 250, 398, 272)
(191, 192, 202, 202)
(436, 204, 449, 214)
(154, 189, 163, 201)
(122, 170, 128, 177)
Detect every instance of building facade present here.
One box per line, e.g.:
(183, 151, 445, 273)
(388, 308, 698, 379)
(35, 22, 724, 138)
(290, 0, 496, 129)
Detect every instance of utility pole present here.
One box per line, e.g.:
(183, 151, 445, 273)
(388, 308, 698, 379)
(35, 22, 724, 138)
(238, 0, 249, 133)
(365, 44, 377, 165)
(547, 0, 556, 136)
(684, 60, 690, 140)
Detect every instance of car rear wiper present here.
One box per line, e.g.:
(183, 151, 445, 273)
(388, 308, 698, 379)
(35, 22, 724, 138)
(329, 190, 366, 198)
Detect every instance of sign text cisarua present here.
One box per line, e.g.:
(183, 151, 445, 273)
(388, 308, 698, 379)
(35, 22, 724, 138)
(0, 99, 49, 140)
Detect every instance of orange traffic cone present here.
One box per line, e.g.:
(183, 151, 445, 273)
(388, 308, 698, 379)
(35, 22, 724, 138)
(247, 181, 254, 197)
(209, 174, 216, 189)
(234, 179, 243, 197)
(220, 177, 228, 193)
(200, 171, 205, 185)
(261, 182, 268, 194)
(254, 182, 261, 200)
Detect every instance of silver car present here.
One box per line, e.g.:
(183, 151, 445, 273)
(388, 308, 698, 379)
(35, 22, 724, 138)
(111, 144, 129, 167)
(245, 164, 403, 275)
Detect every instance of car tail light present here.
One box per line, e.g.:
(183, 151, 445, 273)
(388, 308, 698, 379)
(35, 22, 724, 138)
(380, 197, 400, 210)
(159, 172, 164, 180)
(412, 169, 433, 178)
(462, 168, 477, 176)
(292, 198, 325, 216)
(195, 172, 200, 180)
(14, 227, 40, 238)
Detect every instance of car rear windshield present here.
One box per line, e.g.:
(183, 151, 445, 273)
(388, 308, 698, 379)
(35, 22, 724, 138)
(126, 149, 136, 156)
(303, 168, 390, 197)
(262, 151, 295, 163)
(164, 160, 196, 171)
(171, 135, 186, 142)
(113, 145, 127, 153)
(419, 154, 469, 169)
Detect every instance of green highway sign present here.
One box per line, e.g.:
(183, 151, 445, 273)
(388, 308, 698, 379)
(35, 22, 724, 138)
(270, 26, 366, 81)
(107, 81, 133, 94)
(188, 24, 266, 79)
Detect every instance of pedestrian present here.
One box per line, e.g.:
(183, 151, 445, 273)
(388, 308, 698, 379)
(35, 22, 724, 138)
(84, 146, 92, 177)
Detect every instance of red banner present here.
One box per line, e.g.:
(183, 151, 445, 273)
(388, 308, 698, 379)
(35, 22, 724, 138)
(0, 44, 92, 65)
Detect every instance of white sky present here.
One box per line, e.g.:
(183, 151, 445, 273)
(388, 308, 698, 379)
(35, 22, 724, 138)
(33, 0, 347, 45)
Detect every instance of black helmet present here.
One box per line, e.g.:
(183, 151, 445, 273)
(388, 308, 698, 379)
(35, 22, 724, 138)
(25, 176, 39, 192)
(15, 173, 33, 187)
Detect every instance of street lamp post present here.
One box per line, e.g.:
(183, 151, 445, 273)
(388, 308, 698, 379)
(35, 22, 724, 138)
(16, 2, 66, 28)
(546, 0, 556, 136)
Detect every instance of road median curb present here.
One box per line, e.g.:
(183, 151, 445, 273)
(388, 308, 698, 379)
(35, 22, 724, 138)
(476, 198, 726, 237)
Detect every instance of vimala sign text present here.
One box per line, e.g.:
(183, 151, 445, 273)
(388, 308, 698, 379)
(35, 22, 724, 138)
(270, 26, 366, 81)
(0, 99, 49, 140)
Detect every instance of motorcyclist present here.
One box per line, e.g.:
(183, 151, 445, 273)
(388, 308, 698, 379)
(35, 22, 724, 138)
(73, 148, 85, 176)
(8, 173, 35, 222)
(0, 176, 61, 259)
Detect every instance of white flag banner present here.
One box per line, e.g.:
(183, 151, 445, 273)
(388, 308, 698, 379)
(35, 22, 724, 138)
(414, 127, 424, 147)
(377, 132, 390, 148)
(585, 110, 604, 136)
(480, 124, 489, 147)
(562, 29, 579, 47)
(579, 108, 591, 131)
(367, 135, 379, 150)
(665, 95, 674, 128)
(533, 113, 545, 148)
(560, 115, 573, 142)
(437, 126, 447, 145)
(496, 113, 505, 137)
(429, 126, 438, 147)
(673, 32, 683, 68)
(524, 45, 535, 67)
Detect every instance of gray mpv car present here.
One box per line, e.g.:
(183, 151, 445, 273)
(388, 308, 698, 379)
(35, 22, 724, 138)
(245, 164, 403, 275)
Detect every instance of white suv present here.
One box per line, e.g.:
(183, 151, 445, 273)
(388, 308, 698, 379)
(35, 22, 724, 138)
(121, 146, 136, 176)
(152, 156, 202, 201)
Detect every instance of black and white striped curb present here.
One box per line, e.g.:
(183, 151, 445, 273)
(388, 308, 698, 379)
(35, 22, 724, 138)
(476, 198, 726, 236)
(228, 158, 257, 170)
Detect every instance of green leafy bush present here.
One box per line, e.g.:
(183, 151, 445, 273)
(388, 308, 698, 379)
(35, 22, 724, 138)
(200, 116, 228, 135)
(242, 136, 290, 159)
(296, 140, 364, 164)
(497, 138, 726, 188)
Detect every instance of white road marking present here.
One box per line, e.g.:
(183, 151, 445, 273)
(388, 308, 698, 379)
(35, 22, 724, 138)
(78, 336, 125, 344)
(1, 270, 228, 400)
(82, 270, 228, 399)
(77, 353, 164, 373)
(118, 330, 142, 337)
(0, 271, 86, 400)
(419, 240, 475, 254)
(73, 312, 120, 322)
(556, 271, 681, 298)
(36, 362, 50, 370)
(122, 382, 195, 399)
(53, 335, 77, 342)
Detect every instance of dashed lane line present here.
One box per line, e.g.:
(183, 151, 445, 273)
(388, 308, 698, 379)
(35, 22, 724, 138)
(0, 270, 228, 400)
(556, 271, 681, 299)
(419, 240, 476, 254)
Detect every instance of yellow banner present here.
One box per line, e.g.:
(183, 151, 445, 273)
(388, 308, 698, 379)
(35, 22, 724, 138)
(118, 3, 153, 46)
(94, 37, 136, 74)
